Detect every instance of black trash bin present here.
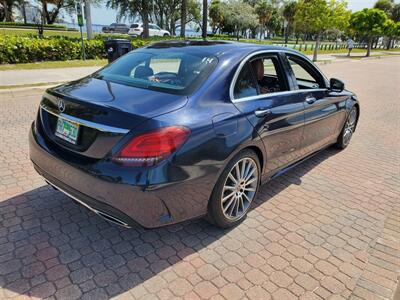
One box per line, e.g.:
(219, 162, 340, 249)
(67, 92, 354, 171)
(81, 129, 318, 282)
(105, 39, 132, 63)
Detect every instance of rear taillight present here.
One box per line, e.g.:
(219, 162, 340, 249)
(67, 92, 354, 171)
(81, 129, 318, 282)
(112, 126, 191, 166)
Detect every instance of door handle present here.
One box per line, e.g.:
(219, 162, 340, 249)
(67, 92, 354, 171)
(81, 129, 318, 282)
(305, 96, 316, 104)
(255, 108, 271, 118)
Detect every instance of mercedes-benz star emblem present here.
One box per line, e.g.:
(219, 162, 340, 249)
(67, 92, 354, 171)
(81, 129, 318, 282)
(58, 99, 65, 113)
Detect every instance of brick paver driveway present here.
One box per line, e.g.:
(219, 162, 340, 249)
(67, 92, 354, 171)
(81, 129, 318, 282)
(0, 57, 399, 300)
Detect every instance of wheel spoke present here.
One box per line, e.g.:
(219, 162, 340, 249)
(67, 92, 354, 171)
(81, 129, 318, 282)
(243, 160, 252, 180)
(235, 164, 241, 180)
(240, 159, 247, 179)
(223, 196, 235, 213)
(242, 192, 251, 203)
(223, 185, 236, 191)
(228, 173, 237, 184)
(243, 187, 256, 192)
(222, 191, 235, 203)
(244, 167, 255, 182)
(245, 177, 257, 186)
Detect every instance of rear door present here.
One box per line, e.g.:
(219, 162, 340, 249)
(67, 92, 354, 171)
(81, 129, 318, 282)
(148, 24, 157, 37)
(231, 52, 305, 175)
(284, 54, 346, 154)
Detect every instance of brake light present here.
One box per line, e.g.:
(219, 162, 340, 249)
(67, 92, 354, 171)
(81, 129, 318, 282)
(113, 126, 191, 166)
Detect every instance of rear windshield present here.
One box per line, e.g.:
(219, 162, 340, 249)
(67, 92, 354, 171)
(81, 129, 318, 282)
(95, 51, 218, 95)
(130, 24, 139, 28)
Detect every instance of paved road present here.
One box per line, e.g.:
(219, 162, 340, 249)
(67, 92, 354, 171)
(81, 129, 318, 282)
(0, 57, 399, 300)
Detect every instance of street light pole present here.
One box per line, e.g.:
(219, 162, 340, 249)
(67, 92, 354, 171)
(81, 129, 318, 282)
(84, 0, 93, 40)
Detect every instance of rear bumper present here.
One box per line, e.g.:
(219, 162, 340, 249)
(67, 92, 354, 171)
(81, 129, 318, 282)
(29, 122, 220, 228)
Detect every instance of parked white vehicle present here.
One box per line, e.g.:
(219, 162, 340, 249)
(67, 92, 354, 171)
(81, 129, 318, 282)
(129, 23, 170, 37)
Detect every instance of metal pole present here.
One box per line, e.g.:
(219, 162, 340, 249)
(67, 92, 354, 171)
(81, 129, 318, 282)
(84, 0, 93, 40)
(80, 26, 86, 60)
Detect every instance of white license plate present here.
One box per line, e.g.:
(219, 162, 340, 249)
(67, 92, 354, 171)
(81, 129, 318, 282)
(55, 118, 79, 144)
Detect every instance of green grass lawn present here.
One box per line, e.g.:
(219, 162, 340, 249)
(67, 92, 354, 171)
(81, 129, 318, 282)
(0, 27, 86, 38)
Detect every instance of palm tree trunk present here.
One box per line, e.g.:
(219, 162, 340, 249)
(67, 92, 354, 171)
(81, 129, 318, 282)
(142, 0, 149, 38)
(202, 0, 207, 39)
(180, 0, 187, 38)
(312, 33, 320, 62)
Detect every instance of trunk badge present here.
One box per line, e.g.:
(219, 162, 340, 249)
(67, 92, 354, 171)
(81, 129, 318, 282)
(58, 99, 65, 113)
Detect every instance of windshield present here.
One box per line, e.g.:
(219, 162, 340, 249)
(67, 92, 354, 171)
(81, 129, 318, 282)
(95, 51, 218, 95)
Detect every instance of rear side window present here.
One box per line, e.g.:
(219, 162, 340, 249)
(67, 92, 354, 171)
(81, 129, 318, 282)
(233, 63, 257, 99)
(96, 51, 218, 95)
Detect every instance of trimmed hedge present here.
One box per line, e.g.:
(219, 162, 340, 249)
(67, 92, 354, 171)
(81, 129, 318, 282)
(0, 35, 156, 64)
(0, 36, 105, 63)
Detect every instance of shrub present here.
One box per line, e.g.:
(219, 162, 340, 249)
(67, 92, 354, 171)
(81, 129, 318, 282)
(0, 36, 105, 64)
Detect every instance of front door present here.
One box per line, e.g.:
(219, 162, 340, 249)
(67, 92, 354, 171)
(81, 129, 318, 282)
(284, 54, 346, 155)
(231, 53, 305, 175)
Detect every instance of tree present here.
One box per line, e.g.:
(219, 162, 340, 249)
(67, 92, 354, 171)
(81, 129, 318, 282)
(39, 0, 75, 24)
(349, 8, 387, 56)
(107, 0, 150, 38)
(221, 0, 258, 40)
(255, 0, 273, 40)
(382, 19, 400, 49)
(180, 0, 187, 37)
(202, 0, 207, 38)
(1, 0, 17, 21)
(392, 4, 400, 22)
(374, 0, 394, 15)
(295, 0, 350, 61)
(283, 1, 297, 43)
(209, 0, 223, 33)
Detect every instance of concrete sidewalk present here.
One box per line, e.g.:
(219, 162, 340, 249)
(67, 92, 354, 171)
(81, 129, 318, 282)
(0, 66, 101, 86)
(0, 51, 398, 87)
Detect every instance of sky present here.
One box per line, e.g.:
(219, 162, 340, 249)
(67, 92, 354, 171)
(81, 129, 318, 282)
(78, 0, 380, 26)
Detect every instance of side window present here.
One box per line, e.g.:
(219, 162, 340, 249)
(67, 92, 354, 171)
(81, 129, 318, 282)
(250, 56, 287, 93)
(233, 63, 258, 99)
(287, 56, 324, 89)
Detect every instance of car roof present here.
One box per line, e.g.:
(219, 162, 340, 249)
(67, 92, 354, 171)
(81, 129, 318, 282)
(144, 40, 304, 59)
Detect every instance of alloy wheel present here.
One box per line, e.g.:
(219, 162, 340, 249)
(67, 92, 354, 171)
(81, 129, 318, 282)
(343, 108, 357, 146)
(221, 157, 259, 221)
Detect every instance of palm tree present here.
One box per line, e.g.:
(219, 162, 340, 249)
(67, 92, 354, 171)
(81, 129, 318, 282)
(255, 0, 273, 40)
(202, 0, 207, 39)
(283, 1, 297, 43)
(181, 0, 187, 37)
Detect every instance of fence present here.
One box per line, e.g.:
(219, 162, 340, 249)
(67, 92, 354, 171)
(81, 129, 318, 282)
(272, 43, 372, 51)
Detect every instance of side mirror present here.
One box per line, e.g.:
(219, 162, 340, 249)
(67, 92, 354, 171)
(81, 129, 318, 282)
(330, 78, 345, 92)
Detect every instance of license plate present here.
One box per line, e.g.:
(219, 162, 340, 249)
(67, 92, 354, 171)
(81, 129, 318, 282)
(55, 118, 79, 144)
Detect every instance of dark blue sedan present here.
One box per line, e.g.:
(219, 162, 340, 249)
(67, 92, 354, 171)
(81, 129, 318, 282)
(29, 41, 359, 228)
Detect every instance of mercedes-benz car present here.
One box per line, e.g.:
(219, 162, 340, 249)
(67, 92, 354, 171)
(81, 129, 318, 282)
(29, 41, 359, 229)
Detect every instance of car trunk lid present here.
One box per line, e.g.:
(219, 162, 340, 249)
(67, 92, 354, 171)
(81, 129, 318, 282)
(39, 77, 188, 159)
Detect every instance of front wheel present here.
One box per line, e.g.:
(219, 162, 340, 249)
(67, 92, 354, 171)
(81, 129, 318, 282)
(207, 149, 260, 228)
(335, 106, 358, 149)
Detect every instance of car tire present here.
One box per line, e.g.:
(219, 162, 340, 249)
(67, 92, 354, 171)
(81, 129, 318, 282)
(206, 149, 261, 228)
(163, 33, 169, 37)
(335, 106, 358, 149)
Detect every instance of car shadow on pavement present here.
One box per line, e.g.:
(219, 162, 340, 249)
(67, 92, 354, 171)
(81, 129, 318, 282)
(0, 147, 340, 299)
